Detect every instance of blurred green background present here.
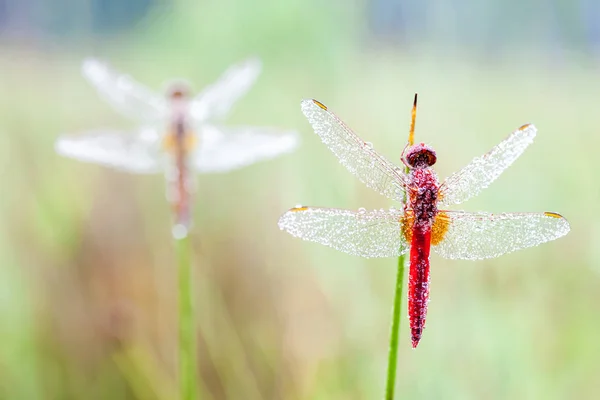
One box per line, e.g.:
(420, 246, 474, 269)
(0, 0, 598, 399)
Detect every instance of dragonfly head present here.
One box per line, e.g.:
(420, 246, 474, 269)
(404, 143, 437, 169)
(165, 80, 193, 100)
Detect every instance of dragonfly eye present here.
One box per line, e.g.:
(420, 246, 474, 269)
(405, 144, 437, 168)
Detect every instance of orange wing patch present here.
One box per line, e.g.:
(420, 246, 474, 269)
(544, 211, 564, 219)
(401, 211, 450, 245)
(401, 211, 415, 243)
(431, 211, 451, 245)
(162, 131, 198, 153)
(185, 133, 197, 151)
(163, 133, 176, 151)
(290, 206, 308, 212)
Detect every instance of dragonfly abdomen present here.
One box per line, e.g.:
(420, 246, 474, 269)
(168, 114, 194, 238)
(408, 226, 432, 348)
(407, 167, 439, 348)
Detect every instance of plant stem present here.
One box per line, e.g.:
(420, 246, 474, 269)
(176, 235, 198, 400)
(384, 253, 406, 400)
(384, 93, 415, 398)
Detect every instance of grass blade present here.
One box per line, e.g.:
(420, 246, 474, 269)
(176, 235, 198, 400)
(384, 253, 406, 400)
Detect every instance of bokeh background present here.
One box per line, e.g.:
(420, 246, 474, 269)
(0, 0, 598, 399)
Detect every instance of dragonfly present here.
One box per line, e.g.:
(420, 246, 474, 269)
(56, 57, 298, 239)
(278, 95, 570, 348)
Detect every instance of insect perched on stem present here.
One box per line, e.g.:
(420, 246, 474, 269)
(278, 95, 570, 347)
(57, 58, 298, 238)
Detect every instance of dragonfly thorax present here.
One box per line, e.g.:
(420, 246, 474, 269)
(405, 143, 437, 169)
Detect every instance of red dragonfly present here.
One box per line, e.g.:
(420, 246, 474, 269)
(278, 95, 570, 348)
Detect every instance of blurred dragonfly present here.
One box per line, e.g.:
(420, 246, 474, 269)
(278, 95, 570, 347)
(57, 57, 298, 238)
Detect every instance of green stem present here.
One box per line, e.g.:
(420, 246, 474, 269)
(177, 235, 198, 400)
(384, 253, 406, 400)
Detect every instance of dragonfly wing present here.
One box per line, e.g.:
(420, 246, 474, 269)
(82, 58, 167, 124)
(189, 57, 262, 122)
(278, 206, 409, 258)
(438, 124, 537, 207)
(55, 128, 163, 174)
(194, 124, 298, 173)
(432, 210, 570, 260)
(301, 99, 407, 202)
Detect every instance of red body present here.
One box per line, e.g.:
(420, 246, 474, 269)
(173, 115, 191, 230)
(406, 160, 439, 348)
(164, 90, 195, 237)
(408, 228, 432, 347)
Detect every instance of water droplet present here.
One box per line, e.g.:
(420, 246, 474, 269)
(364, 141, 373, 149)
(358, 207, 367, 214)
(172, 224, 188, 239)
(295, 204, 303, 209)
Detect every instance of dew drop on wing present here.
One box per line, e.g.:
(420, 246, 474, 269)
(358, 207, 367, 214)
(295, 204, 303, 209)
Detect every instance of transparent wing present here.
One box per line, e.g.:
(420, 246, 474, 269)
(438, 124, 536, 207)
(432, 210, 570, 260)
(194, 124, 298, 173)
(55, 128, 163, 174)
(189, 57, 261, 122)
(278, 206, 409, 258)
(301, 99, 407, 202)
(82, 58, 167, 123)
